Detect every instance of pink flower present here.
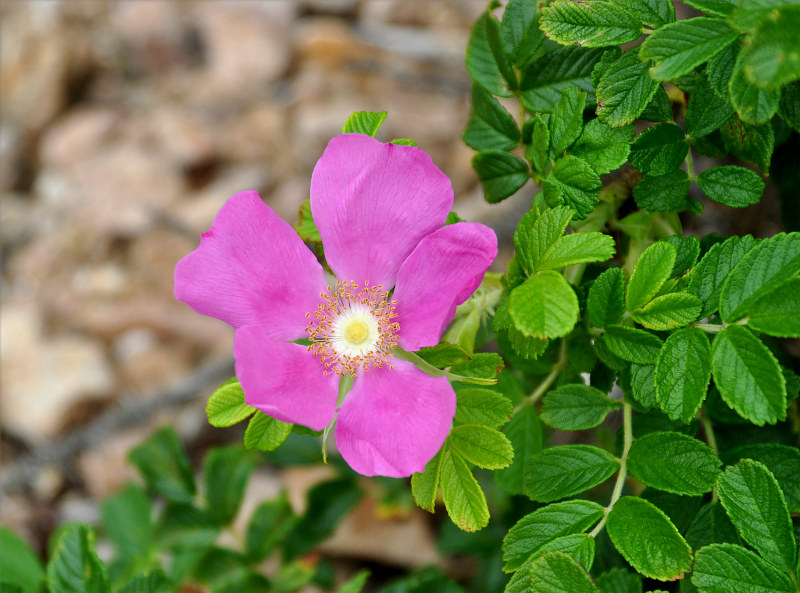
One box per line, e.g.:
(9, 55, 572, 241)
(174, 134, 497, 477)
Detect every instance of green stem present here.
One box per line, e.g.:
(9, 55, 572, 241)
(513, 339, 567, 413)
(590, 402, 633, 538)
(700, 407, 720, 503)
(692, 318, 749, 334)
(685, 145, 696, 180)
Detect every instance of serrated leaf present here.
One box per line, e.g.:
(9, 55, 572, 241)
(606, 497, 692, 580)
(416, 342, 471, 369)
(509, 271, 579, 339)
(570, 119, 633, 174)
(692, 543, 796, 593)
(203, 446, 256, 525)
(631, 292, 701, 330)
(706, 39, 739, 101)
(245, 494, 295, 562)
(537, 534, 596, 571)
(390, 138, 417, 146)
(294, 199, 321, 243)
(629, 363, 657, 409)
(47, 526, 109, 593)
(613, 0, 675, 28)
(538, 232, 616, 271)
(509, 326, 551, 360)
(455, 388, 513, 427)
(722, 443, 800, 513)
(685, 502, 740, 550)
(526, 115, 550, 175)
(450, 352, 504, 378)
(666, 234, 700, 277)
(720, 232, 800, 321)
(411, 446, 444, 513)
(640, 84, 673, 121)
(711, 326, 787, 425)
(524, 444, 619, 503)
(639, 17, 739, 81)
(627, 432, 720, 495)
(206, 378, 255, 427)
(626, 241, 677, 310)
(595, 567, 642, 593)
(697, 165, 765, 208)
(502, 0, 544, 70)
(729, 54, 780, 125)
(502, 500, 605, 572)
(629, 123, 688, 175)
(633, 169, 691, 212)
(550, 88, 587, 158)
(740, 6, 800, 89)
(641, 489, 704, 535)
(604, 325, 663, 364)
(654, 328, 711, 422)
(540, 384, 620, 430)
(342, 111, 387, 136)
(686, 73, 735, 138)
(440, 450, 489, 532)
(118, 570, 170, 593)
(529, 551, 600, 593)
(518, 205, 573, 274)
(464, 84, 520, 152)
(496, 406, 542, 495)
(473, 151, 529, 203)
(0, 527, 45, 593)
(688, 234, 757, 318)
(244, 411, 293, 451)
(540, 0, 642, 47)
(682, 0, 735, 18)
(716, 460, 796, 570)
(101, 484, 153, 564)
(588, 267, 625, 328)
(450, 424, 513, 470)
(596, 48, 660, 127)
(128, 426, 195, 503)
(521, 46, 605, 113)
(543, 155, 602, 219)
(466, 11, 514, 97)
(746, 277, 800, 337)
(719, 116, 774, 174)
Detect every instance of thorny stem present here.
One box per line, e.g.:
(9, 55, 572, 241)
(513, 339, 568, 413)
(590, 402, 633, 538)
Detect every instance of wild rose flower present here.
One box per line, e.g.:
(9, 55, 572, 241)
(174, 134, 497, 477)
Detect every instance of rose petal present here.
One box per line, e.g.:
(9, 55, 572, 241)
(310, 134, 453, 289)
(174, 191, 327, 340)
(234, 325, 339, 431)
(335, 358, 455, 477)
(393, 222, 497, 350)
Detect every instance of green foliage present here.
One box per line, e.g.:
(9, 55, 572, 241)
(0, 527, 45, 593)
(697, 165, 765, 207)
(128, 426, 195, 503)
(341, 111, 387, 136)
(440, 449, 490, 532)
(206, 378, 255, 427)
(529, 551, 599, 593)
(540, 384, 621, 430)
(654, 328, 712, 422)
(629, 123, 688, 175)
(595, 48, 660, 127)
(473, 151, 529, 203)
(626, 241, 676, 311)
(47, 526, 109, 593)
(524, 445, 619, 503)
(692, 543, 796, 593)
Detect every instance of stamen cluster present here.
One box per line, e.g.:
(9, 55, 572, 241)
(305, 280, 400, 376)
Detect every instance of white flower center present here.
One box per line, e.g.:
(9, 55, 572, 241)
(331, 303, 380, 356)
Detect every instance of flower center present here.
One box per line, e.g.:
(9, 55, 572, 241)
(305, 280, 400, 376)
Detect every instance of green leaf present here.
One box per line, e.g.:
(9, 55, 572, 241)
(716, 460, 796, 570)
(722, 443, 800, 512)
(626, 241, 677, 311)
(570, 119, 633, 175)
(666, 234, 700, 277)
(0, 528, 45, 593)
(629, 363, 657, 409)
(526, 115, 550, 175)
(529, 551, 600, 593)
(639, 17, 739, 81)
(711, 326, 787, 425)
(516, 205, 573, 274)
(502, 500, 604, 572)
(536, 534, 596, 571)
(118, 570, 171, 593)
(614, 0, 675, 28)
(294, 199, 321, 242)
(697, 165, 765, 208)
(337, 570, 369, 593)
(629, 123, 688, 176)
(631, 292, 702, 331)
(685, 502, 740, 550)
(692, 543, 796, 593)
(101, 484, 153, 564)
(779, 81, 800, 132)
(706, 40, 740, 101)
(747, 278, 800, 337)
(640, 84, 673, 122)
(686, 73, 735, 138)
(682, 0, 735, 18)
(244, 411, 293, 451)
(633, 169, 691, 212)
(606, 497, 692, 580)
(473, 151, 529, 203)
(440, 450, 489, 532)
(206, 378, 255, 427)
(740, 6, 800, 89)
(509, 271, 579, 339)
(627, 432, 721, 495)
(449, 352, 504, 378)
(596, 48, 660, 127)
(654, 328, 712, 422)
(341, 111, 387, 136)
(390, 138, 417, 146)
(595, 567, 642, 593)
(538, 232, 616, 271)
(604, 325, 663, 364)
(47, 526, 109, 593)
(720, 232, 800, 321)
(540, 0, 642, 47)
(720, 116, 774, 173)
(464, 84, 520, 152)
(688, 234, 757, 318)
(496, 406, 542, 495)
(524, 444, 619, 503)
(128, 426, 195, 503)
(501, 0, 544, 70)
(466, 10, 514, 97)
(521, 46, 605, 113)
(455, 388, 513, 427)
(729, 54, 781, 125)
(415, 343, 472, 368)
(540, 384, 621, 430)
(203, 446, 256, 525)
(588, 268, 625, 328)
(449, 424, 514, 470)
(411, 447, 445, 513)
(549, 88, 587, 157)
(245, 494, 295, 562)
(543, 155, 602, 219)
